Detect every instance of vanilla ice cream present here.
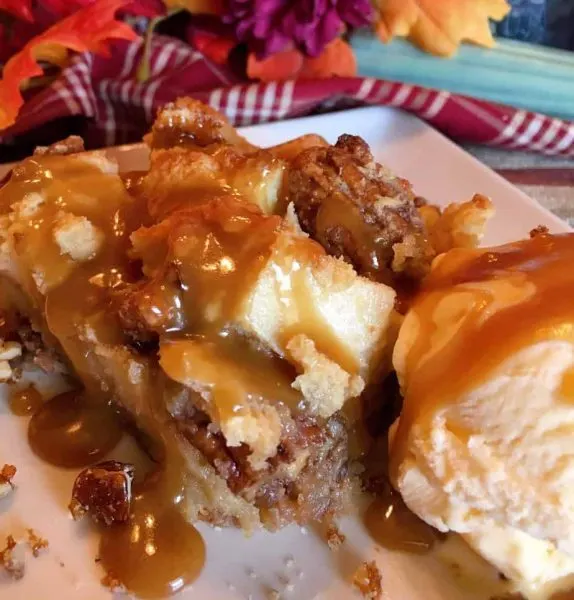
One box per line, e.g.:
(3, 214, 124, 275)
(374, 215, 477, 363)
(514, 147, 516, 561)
(390, 232, 574, 599)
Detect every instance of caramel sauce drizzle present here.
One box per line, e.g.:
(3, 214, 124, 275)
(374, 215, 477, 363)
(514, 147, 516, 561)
(1, 156, 205, 596)
(121, 170, 147, 195)
(3, 145, 366, 596)
(99, 487, 205, 598)
(160, 333, 302, 420)
(9, 385, 43, 416)
(364, 493, 439, 555)
(391, 232, 574, 477)
(153, 194, 359, 417)
(315, 190, 392, 283)
(28, 391, 122, 468)
(272, 238, 360, 376)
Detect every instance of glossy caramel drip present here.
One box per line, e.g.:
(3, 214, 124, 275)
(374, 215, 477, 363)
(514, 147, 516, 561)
(9, 385, 43, 416)
(4, 154, 207, 593)
(99, 484, 205, 598)
(151, 197, 362, 419)
(273, 238, 360, 375)
(392, 233, 574, 476)
(560, 368, 574, 400)
(99, 410, 205, 598)
(28, 391, 122, 468)
(152, 122, 224, 150)
(169, 199, 281, 330)
(315, 191, 394, 284)
(160, 333, 302, 419)
(364, 493, 439, 554)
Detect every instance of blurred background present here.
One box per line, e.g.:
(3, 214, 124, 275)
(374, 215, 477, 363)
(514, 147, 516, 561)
(496, 0, 573, 48)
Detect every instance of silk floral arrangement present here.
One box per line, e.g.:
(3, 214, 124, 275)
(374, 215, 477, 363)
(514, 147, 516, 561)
(0, 0, 510, 130)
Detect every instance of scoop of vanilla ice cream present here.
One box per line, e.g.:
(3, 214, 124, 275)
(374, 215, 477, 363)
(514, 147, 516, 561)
(390, 243, 574, 599)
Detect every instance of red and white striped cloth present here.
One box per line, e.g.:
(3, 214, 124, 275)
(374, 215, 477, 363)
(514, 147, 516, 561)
(3, 34, 574, 156)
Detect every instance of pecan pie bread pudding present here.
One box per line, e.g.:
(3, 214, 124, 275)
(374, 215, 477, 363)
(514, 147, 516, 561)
(0, 100, 492, 550)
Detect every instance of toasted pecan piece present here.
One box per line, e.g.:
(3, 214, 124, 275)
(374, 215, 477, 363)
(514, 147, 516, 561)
(69, 461, 134, 525)
(287, 135, 433, 285)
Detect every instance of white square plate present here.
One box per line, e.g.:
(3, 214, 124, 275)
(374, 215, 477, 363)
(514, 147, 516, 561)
(0, 107, 569, 600)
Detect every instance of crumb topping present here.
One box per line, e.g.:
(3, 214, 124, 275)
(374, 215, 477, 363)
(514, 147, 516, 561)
(326, 523, 346, 551)
(53, 213, 104, 262)
(26, 529, 49, 557)
(0, 464, 16, 498)
(0, 535, 24, 580)
(352, 560, 382, 600)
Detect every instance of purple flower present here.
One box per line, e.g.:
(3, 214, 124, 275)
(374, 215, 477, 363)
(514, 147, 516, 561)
(223, 0, 374, 59)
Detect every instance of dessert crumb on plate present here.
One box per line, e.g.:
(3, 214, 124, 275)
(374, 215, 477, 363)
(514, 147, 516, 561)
(353, 560, 382, 599)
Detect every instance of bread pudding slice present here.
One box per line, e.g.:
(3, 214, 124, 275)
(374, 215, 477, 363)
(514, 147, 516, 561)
(116, 193, 396, 529)
(0, 131, 397, 531)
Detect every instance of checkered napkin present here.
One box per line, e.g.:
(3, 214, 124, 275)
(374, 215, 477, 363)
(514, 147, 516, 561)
(3, 34, 574, 156)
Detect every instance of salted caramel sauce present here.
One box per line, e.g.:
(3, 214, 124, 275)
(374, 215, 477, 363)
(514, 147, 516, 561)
(364, 492, 440, 554)
(169, 198, 282, 328)
(9, 384, 43, 416)
(362, 428, 440, 555)
(0, 154, 205, 594)
(272, 236, 360, 375)
(147, 198, 302, 420)
(28, 390, 123, 468)
(146, 196, 359, 418)
(160, 333, 302, 420)
(99, 416, 206, 599)
(99, 487, 205, 599)
(315, 188, 394, 285)
(391, 232, 574, 477)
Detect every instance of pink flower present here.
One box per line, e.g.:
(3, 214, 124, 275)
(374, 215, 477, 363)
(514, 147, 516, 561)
(223, 0, 373, 58)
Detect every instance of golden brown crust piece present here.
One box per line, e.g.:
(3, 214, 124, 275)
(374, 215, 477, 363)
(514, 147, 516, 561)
(287, 134, 433, 285)
(33, 136, 85, 156)
(0, 464, 15, 498)
(0, 535, 24, 580)
(267, 134, 328, 161)
(326, 522, 346, 550)
(530, 225, 550, 238)
(148, 98, 255, 151)
(419, 193, 494, 255)
(26, 529, 48, 557)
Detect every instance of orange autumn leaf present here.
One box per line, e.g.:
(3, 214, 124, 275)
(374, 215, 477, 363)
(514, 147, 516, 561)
(247, 48, 304, 82)
(247, 39, 357, 83)
(0, 0, 138, 130)
(376, 0, 511, 57)
(299, 39, 357, 79)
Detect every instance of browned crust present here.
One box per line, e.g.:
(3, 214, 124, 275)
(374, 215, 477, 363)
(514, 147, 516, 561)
(287, 134, 432, 285)
(33, 136, 85, 156)
(149, 98, 254, 151)
(176, 406, 349, 530)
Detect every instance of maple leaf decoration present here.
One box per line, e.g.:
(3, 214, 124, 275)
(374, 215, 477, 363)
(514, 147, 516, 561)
(376, 0, 511, 57)
(247, 39, 357, 82)
(0, 0, 139, 130)
(0, 0, 34, 21)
